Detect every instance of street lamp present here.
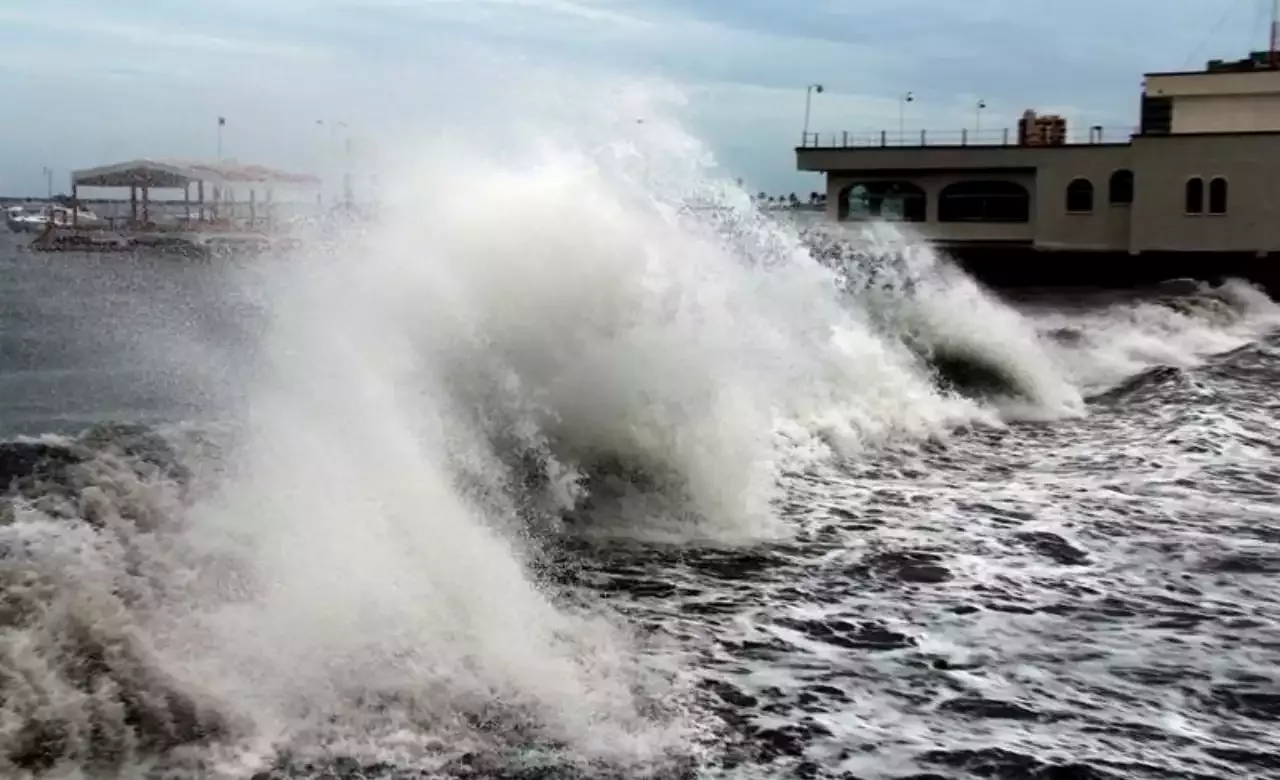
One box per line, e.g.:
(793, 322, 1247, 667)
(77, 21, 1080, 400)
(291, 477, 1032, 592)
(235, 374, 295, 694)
(976, 99, 987, 137)
(802, 83, 824, 146)
(899, 91, 914, 143)
(317, 119, 353, 207)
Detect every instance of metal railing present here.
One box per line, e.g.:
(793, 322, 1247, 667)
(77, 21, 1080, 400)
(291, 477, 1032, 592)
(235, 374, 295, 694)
(799, 126, 1139, 149)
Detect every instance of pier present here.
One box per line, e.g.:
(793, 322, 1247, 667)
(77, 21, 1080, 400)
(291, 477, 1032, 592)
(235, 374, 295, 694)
(26, 158, 321, 255)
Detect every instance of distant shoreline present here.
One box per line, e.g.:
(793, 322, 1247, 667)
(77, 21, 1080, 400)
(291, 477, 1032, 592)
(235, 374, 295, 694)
(0, 196, 317, 206)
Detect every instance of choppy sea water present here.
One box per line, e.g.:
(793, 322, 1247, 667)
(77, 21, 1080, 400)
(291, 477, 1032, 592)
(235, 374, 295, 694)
(2, 149, 1280, 780)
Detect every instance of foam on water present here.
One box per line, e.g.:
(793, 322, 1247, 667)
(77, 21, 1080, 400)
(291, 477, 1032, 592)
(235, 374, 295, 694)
(1025, 278, 1280, 393)
(808, 220, 1086, 420)
(1, 84, 1278, 779)
(303, 128, 1003, 541)
(0, 102, 988, 776)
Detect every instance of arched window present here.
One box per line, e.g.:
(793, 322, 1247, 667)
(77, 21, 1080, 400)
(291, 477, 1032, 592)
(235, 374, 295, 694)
(937, 180, 1030, 223)
(1185, 177, 1204, 214)
(1066, 178, 1094, 213)
(1208, 177, 1228, 215)
(838, 181, 926, 222)
(1108, 169, 1134, 205)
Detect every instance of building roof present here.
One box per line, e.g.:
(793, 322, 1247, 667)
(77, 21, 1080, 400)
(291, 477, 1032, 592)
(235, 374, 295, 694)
(72, 159, 322, 189)
(1145, 51, 1280, 78)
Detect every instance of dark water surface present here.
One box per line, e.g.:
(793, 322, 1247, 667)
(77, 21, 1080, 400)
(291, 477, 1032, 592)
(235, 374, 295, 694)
(2, 230, 1279, 780)
(0, 233, 262, 435)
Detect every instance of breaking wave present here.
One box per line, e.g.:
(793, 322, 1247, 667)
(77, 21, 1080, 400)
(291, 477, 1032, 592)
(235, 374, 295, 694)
(2, 102, 1277, 779)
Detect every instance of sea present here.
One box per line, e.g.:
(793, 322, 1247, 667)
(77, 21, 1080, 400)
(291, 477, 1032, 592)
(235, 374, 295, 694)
(1, 136, 1279, 780)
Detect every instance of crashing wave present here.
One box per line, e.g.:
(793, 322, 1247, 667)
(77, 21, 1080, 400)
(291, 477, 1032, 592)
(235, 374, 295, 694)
(0, 422, 700, 778)
(0, 425, 233, 776)
(0, 108, 1143, 779)
(791, 220, 1084, 413)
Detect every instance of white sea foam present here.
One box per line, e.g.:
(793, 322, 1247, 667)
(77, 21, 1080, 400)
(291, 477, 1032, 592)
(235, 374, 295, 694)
(2, 80, 1276, 779)
(1024, 277, 1280, 393)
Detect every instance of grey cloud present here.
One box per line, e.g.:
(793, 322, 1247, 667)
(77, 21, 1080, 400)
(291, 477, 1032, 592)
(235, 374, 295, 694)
(0, 0, 1259, 193)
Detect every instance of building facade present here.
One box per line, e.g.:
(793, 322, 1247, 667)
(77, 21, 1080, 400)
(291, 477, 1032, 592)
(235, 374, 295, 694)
(796, 52, 1280, 259)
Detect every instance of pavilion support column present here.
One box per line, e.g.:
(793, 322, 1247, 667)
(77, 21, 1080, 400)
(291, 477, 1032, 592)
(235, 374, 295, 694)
(71, 184, 79, 228)
(249, 189, 257, 231)
(183, 183, 191, 226)
(142, 186, 150, 224)
(198, 180, 205, 223)
(130, 185, 138, 225)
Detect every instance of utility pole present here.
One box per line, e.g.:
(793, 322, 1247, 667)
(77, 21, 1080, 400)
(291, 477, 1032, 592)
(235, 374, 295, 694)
(317, 119, 352, 207)
(343, 135, 353, 208)
(899, 92, 914, 144)
(1271, 0, 1279, 67)
(802, 83, 823, 146)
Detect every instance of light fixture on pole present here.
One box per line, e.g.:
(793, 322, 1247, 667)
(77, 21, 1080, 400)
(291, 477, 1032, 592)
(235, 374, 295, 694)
(899, 91, 914, 143)
(1271, 0, 1279, 66)
(976, 99, 987, 136)
(802, 84, 824, 146)
(317, 119, 353, 207)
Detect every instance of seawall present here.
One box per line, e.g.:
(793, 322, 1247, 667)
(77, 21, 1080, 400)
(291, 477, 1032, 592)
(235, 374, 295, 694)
(941, 246, 1280, 300)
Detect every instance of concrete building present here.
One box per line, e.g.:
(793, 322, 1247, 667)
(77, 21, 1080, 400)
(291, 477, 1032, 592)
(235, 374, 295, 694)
(796, 51, 1280, 292)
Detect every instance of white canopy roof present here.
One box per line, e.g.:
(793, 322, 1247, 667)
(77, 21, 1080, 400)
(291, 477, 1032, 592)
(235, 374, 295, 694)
(72, 158, 322, 189)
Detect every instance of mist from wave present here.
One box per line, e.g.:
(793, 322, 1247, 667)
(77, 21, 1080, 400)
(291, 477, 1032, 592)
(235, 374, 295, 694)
(1025, 278, 1280, 394)
(1, 87, 1278, 779)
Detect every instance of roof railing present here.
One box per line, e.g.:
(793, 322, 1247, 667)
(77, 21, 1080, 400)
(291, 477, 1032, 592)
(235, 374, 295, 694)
(799, 126, 1139, 149)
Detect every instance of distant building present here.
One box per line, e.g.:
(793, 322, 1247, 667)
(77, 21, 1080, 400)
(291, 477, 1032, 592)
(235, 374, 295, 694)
(795, 50, 1280, 291)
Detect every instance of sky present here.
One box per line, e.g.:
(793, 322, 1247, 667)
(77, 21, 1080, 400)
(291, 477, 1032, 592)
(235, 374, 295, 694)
(0, 0, 1271, 196)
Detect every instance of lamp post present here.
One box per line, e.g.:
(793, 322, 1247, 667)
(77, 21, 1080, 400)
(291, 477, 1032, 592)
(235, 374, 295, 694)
(343, 134, 353, 207)
(899, 91, 914, 143)
(316, 119, 353, 207)
(635, 118, 650, 179)
(802, 83, 824, 146)
(975, 99, 987, 138)
(1271, 0, 1279, 66)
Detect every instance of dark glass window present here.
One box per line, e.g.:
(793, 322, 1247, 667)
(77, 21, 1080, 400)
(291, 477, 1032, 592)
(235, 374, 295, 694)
(1185, 177, 1204, 214)
(1066, 178, 1094, 212)
(1208, 177, 1227, 215)
(937, 180, 1030, 222)
(1108, 169, 1134, 205)
(838, 181, 926, 222)
(1140, 95, 1172, 135)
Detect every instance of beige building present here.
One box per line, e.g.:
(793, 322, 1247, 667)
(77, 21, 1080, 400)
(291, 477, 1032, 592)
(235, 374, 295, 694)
(796, 51, 1280, 258)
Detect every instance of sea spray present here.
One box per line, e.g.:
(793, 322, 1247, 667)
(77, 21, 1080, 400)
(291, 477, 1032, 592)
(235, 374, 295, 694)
(1024, 277, 1280, 393)
(797, 220, 1087, 419)
(346, 133, 998, 537)
(0, 91, 1106, 778)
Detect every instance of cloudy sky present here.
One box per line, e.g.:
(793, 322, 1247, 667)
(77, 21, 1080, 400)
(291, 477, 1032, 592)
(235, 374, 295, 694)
(0, 0, 1268, 196)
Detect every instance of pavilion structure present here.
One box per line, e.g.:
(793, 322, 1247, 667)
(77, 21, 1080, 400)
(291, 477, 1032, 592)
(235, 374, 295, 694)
(69, 158, 322, 231)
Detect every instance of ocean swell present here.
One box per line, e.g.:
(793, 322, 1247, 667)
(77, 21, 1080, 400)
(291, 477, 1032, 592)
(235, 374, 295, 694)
(2, 110, 1276, 779)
